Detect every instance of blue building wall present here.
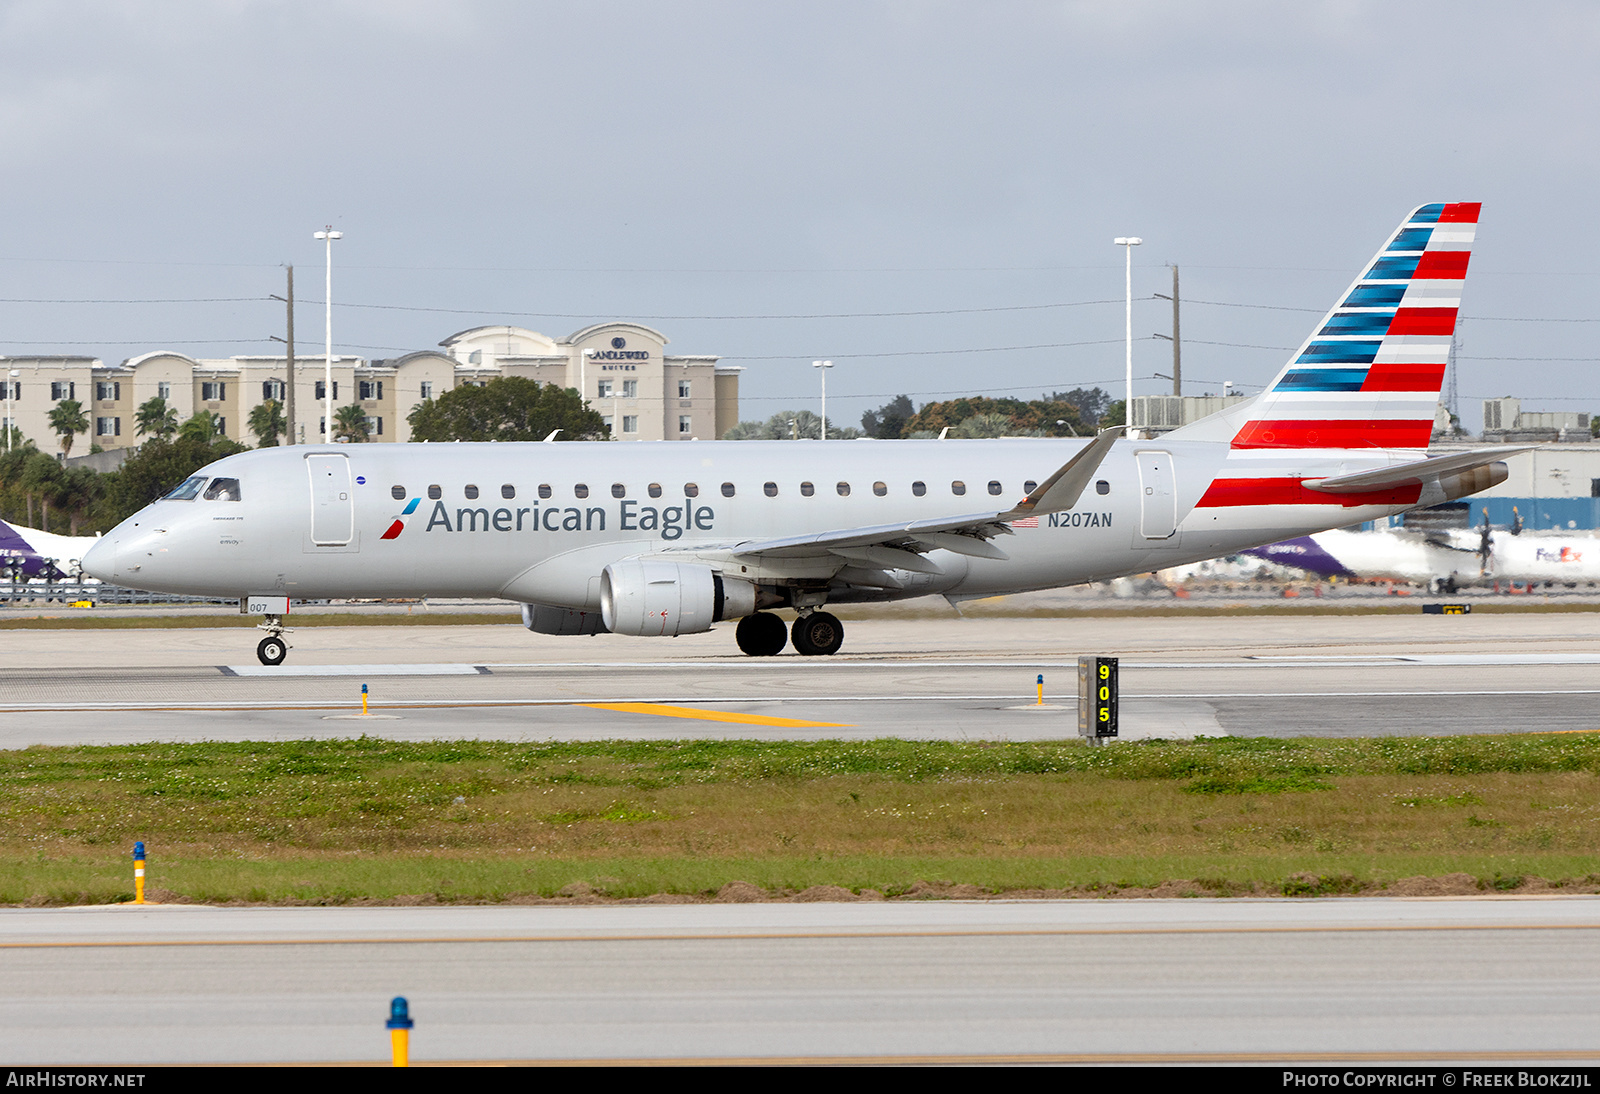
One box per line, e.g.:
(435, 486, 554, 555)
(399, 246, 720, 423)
(1367, 496, 1600, 532)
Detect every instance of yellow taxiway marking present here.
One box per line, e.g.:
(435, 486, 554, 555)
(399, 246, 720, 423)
(580, 702, 851, 728)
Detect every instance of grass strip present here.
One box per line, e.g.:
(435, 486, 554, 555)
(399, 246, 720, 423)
(1, 736, 1597, 903)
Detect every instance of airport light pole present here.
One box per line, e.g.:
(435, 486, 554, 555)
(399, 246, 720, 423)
(1114, 236, 1142, 427)
(812, 360, 832, 439)
(314, 227, 342, 442)
(580, 348, 595, 411)
(5, 369, 16, 452)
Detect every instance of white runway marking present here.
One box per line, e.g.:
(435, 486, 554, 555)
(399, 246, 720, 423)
(220, 663, 490, 677)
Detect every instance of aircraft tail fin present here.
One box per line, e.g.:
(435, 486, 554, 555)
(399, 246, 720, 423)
(1169, 203, 1478, 450)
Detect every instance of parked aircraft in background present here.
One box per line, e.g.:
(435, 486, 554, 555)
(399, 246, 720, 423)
(83, 203, 1521, 664)
(1243, 508, 1600, 592)
(0, 519, 100, 580)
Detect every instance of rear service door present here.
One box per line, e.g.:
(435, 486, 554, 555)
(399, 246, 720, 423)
(1135, 450, 1177, 540)
(307, 453, 354, 546)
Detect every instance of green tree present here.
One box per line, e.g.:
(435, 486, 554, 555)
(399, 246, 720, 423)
(722, 409, 861, 440)
(332, 404, 370, 443)
(178, 411, 222, 443)
(860, 395, 915, 439)
(407, 377, 606, 442)
(1100, 399, 1126, 428)
(903, 396, 1086, 437)
(134, 397, 178, 439)
(47, 399, 88, 457)
(249, 399, 286, 447)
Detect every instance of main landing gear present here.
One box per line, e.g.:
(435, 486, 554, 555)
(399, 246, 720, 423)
(256, 614, 291, 666)
(791, 610, 844, 657)
(733, 609, 846, 656)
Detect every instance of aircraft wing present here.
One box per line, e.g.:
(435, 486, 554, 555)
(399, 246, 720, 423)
(1303, 446, 1529, 494)
(718, 426, 1124, 568)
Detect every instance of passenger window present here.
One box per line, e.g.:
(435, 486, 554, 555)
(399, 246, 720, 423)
(501, 484, 515, 499)
(951, 481, 966, 496)
(764, 482, 778, 497)
(611, 483, 626, 498)
(164, 475, 207, 501)
(912, 481, 926, 497)
(648, 483, 662, 498)
(800, 482, 815, 497)
(391, 485, 406, 500)
(721, 482, 735, 497)
(1024, 480, 1038, 493)
(685, 483, 699, 498)
(538, 484, 552, 499)
(873, 482, 887, 496)
(988, 480, 1002, 496)
(428, 485, 442, 500)
(574, 484, 589, 499)
(465, 485, 480, 500)
(1096, 480, 1110, 495)
(836, 482, 851, 496)
(203, 478, 241, 502)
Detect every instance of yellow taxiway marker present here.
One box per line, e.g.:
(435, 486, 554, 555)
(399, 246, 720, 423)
(580, 702, 851, 729)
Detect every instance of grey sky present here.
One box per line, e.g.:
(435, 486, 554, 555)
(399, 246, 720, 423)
(1, 0, 1595, 431)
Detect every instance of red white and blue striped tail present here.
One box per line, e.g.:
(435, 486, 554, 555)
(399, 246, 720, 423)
(1210, 203, 1477, 452)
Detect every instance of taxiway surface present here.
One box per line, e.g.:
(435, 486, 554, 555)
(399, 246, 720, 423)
(0, 612, 1595, 743)
(4, 897, 1599, 1065)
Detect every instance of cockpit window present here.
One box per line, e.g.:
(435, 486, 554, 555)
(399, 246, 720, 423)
(203, 477, 241, 502)
(164, 475, 208, 501)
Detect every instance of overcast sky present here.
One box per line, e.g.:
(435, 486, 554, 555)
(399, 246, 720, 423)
(1, 0, 1595, 432)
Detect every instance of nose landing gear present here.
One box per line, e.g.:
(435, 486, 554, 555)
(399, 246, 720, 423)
(255, 615, 291, 666)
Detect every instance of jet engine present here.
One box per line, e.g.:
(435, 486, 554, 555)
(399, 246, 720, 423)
(521, 602, 609, 636)
(600, 560, 757, 637)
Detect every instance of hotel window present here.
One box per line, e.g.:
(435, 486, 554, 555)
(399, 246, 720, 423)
(679, 415, 692, 434)
(597, 379, 613, 398)
(96, 381, 120, 401)
(157, 382, 171, 400)
(95, 417, 120, 436)
(622, 379, 637, 399)
(622, 415, 638, 434)
(315, 380, 338, 400)
(262, 380, 285, 401)
(420, 381, 433, 399)
(4, 382, 18, 400)
(201, 382, 225, 401)
(50, 381, 74, 401)
(367, 417, 382, 435)
(359, 380, 383, 401)
(678, 379, 691, 399)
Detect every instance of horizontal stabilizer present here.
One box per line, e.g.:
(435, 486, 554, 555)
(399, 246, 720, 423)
(1304, 447, 1529, 494)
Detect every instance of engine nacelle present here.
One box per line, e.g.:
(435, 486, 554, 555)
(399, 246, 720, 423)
(600, 560, 757, 637)
(521, 602, 609, 636)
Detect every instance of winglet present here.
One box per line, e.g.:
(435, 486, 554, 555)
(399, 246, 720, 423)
(1005, 426, 1123, 518)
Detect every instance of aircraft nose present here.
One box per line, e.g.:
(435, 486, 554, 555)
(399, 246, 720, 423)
(81, 533, 117, 582)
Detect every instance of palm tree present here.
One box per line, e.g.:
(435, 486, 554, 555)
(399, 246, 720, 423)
(46, 399, 88, 457)
(248, 399, 285, 447)
(332, 404, 370, 443)
(135, 397, 178, 438)
(178, 411, 221, 443)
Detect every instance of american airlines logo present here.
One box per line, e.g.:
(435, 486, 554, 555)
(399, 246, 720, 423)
(383, 495, 716, 542)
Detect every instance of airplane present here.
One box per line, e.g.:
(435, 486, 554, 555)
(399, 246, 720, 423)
(0, 518, 100, 580)
(83, 202, 1519, 665)
(1243, 509, 1600, 593)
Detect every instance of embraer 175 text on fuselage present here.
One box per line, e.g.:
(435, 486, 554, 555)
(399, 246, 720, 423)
(84, 203, 1519, 664)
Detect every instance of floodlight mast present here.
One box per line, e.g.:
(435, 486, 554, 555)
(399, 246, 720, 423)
(313, 227, 342, 440)
(1114, 236, 1142, 427)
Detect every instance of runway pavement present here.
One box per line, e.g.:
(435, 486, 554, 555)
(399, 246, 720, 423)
(0, 612, 1597, 744)
(3, 897, 1599, 1065)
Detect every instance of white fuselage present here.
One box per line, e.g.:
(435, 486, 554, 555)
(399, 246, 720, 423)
(82, 438, 1447, 610)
